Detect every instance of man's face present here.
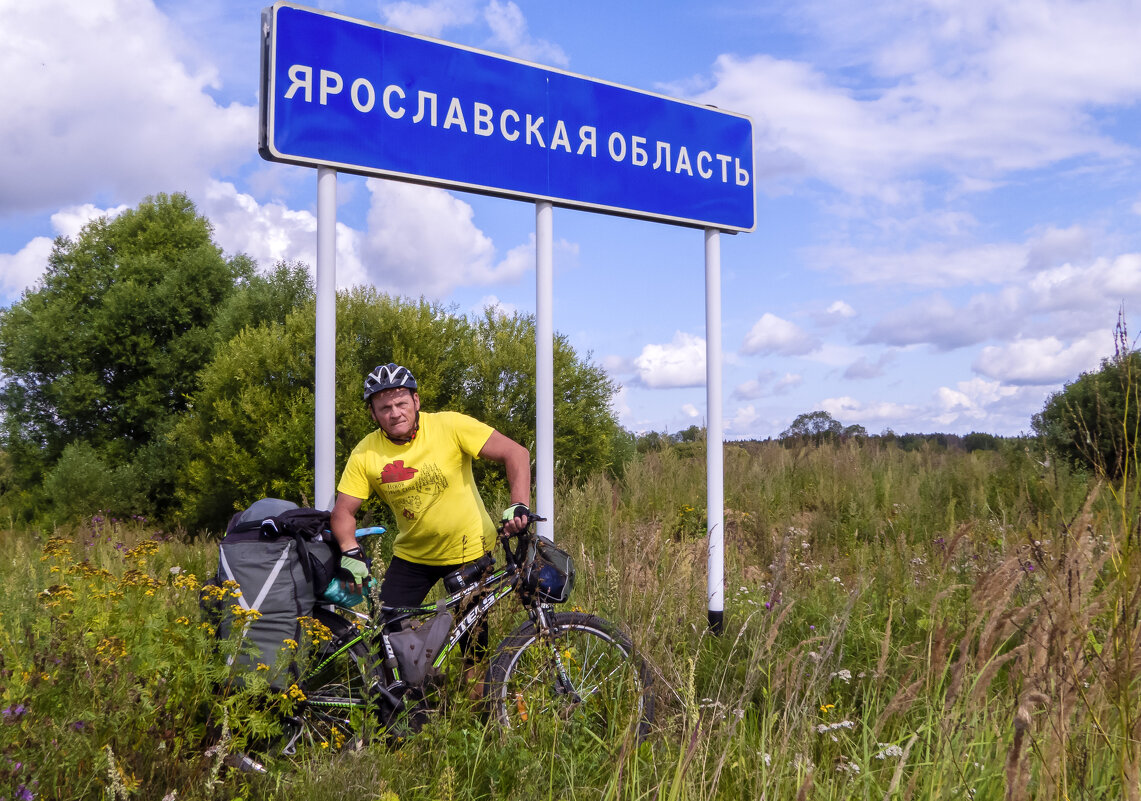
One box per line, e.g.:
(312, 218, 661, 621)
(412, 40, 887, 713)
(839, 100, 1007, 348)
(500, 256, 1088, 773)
(369, 388, 420, 440)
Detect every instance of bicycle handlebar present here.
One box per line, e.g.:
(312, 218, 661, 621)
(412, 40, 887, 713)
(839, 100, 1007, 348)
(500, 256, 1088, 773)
(497, 513, 546, 565)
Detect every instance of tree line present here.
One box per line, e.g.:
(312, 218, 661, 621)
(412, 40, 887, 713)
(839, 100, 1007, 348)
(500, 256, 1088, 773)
(1, 193, 1135, 533)
(0, 193, 628, 533)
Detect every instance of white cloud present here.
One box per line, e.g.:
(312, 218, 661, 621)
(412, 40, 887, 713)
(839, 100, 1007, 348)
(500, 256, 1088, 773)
(811, 242, 1027, 287)
(1026, 254, 1141, 317)
(381, 0, 479, 36)
(733, 376, 770, 401)
(822, 395, 917, 424)
(202, 180, 367, 288)
(733, 370, 802, 399)
(741, 313, 820, 356)
(863, 291, 1019, 349)
(483, 0, 568, 66)
(843, 352, 894, 380)
(827, 300, 856, 318)
(633, 332, 706, 388)
(51, 203, 131, 238)
(775, 373, 804, 394)
(198, 179, 534, 299)
(930, 377, 1040, 430)
(681, 403, 700, 418)
(380, 0, 567, 66)
(696, 1, 1141, 199)
(359, 180, 530, 298)
(860, 247, 1141, 353)
(0, 0, 253, 215)
(973, 332, 1109, 386)
(727, 404, 760, 433)
(0, 238, 52, 299)
(0, 202, 129, 300)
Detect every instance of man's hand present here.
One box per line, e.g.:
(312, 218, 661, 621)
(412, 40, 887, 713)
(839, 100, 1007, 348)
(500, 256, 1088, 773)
(501, 503, 530, 535)
(337, 547, 369, 593)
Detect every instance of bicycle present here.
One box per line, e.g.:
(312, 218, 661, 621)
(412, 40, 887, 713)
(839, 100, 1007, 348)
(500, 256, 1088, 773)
(275, 514, 654, 756)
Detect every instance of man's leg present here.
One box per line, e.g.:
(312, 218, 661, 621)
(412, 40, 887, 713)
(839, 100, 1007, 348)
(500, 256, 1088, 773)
(378, 556, 445, 607)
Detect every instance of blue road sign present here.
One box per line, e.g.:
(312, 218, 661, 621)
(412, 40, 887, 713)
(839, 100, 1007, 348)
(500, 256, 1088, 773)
(260, 2, 755, 232)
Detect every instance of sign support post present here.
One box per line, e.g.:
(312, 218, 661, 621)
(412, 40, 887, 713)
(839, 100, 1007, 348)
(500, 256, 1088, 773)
(705, 228, 724, 633)
(535, 201, 555, 539)
(315, 166, 337, 511)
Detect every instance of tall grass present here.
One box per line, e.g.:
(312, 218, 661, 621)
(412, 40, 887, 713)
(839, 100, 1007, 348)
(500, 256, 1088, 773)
(1, 439, 1137, 800)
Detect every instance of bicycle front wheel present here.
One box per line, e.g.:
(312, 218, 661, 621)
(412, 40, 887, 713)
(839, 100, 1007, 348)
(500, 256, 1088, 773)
(486, 611, 654, 743)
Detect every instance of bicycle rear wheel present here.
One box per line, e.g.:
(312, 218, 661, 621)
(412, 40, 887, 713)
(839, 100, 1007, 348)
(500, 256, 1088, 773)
(486, 611, 654, 743)
(277, 607, 376, 754)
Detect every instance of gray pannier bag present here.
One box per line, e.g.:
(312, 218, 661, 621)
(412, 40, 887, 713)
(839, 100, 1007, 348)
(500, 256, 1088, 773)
(203, 498, 335, 686)
(388, 604, 454, 686)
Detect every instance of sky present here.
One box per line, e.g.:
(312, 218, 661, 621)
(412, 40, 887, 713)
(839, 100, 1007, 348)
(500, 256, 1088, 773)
(2, 0, 1140, 440)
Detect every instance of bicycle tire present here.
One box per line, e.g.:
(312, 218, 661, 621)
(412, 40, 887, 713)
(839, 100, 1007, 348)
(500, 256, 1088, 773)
(271, 606, 376, 754)
(486, 611, 654, 742)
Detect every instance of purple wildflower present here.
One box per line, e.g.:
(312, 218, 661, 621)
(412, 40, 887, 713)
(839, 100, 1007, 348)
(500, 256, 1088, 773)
(2, 704, 28, 721)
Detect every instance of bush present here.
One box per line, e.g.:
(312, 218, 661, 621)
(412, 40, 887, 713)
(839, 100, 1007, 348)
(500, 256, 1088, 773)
(42, 442, 147, 522)
(1033, 349, 1141, 477)
(171, 289, 624, 533)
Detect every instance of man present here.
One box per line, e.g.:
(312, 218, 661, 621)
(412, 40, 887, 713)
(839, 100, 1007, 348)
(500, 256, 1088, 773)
(330, 362, 531, 619)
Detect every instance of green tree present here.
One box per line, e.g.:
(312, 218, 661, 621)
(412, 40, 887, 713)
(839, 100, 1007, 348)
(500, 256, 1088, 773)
(172, 289, 623, 532)
(963, 431, 1000, 452)
(780, 410, 843, 445)
(0, 193, 301, 521)
(1032, 349, 1141, 477)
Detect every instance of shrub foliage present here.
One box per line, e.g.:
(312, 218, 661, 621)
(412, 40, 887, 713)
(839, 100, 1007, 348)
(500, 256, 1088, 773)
(1033, 344, 1141, 477)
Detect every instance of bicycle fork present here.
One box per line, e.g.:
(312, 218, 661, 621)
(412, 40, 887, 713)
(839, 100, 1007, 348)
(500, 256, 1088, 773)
(532, 605, 583, 704)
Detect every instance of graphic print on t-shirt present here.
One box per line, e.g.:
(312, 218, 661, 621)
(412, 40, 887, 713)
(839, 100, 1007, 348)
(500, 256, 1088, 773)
(380, 460, 417, 483)
(380, 462, 451, 522)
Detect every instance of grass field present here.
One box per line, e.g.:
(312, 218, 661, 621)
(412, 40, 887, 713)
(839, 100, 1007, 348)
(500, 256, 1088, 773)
(2, 438, 1138, 800)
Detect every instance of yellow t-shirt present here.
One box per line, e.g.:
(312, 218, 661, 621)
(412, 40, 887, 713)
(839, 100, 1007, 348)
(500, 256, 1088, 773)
(337, 411, 496, 565)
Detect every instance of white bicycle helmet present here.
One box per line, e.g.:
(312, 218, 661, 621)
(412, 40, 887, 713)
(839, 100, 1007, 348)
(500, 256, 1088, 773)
(363, 363, 418, 402)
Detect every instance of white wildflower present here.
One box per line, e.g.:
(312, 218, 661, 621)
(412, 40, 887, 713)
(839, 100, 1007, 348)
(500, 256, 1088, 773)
(875, 743, 904, 759)
(815, 720, 856, 734)
(831, 669, 852, 683)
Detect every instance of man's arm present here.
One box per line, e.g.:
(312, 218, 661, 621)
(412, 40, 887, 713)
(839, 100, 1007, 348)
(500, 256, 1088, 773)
(330, 492, 365, 552)
(479, 431, 532, 534)
(479, 430, 532, 506)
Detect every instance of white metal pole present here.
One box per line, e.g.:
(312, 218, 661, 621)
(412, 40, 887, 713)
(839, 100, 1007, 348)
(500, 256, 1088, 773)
(705, 228, 725, 633)
(315, 166, 337, 511)
(535, 201, 555, 540)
